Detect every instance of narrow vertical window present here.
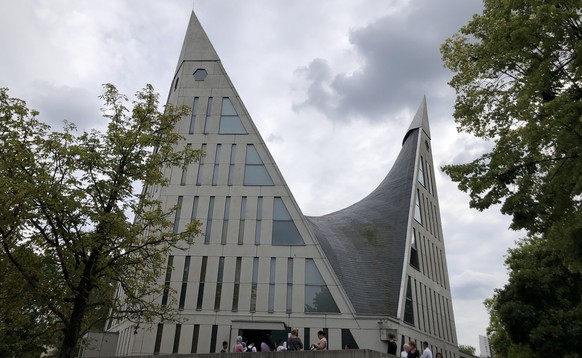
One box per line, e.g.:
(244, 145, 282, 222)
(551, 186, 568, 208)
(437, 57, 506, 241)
(210, 325, 218, 353)
(173, 324, 182, 353)
(173, 196, 183, 235)
(189, 97, 198, 134)
(304, 328, 310, 349)
(191, 196, 199, 222)
(232, 257, 241, 311)
(404, 276, 415, 325)
(286, 258, 293, 313)
(161, 256, 174, 306)
(196, 256, 208, 310)
(205, 197, 215, 244)
(154, 323, 164, 354)
(418, 156, 426, 186)
(212, 144, 221, 186)
(250, 257, 258, 312)
(196, 144, 206, 185)
(228, 144, 236, 185)
(268, 257, 276, 313)
(179, 256, 191, 310)
(191, 324, 200, 353)
(238, 197, 247, 245)
(410, 228, 420, 270)
(181, 144, 191, 185)
(221, 197, 231, 244)
(414, 189, 423, 224)
(204, 97, 213, 134)
(255, 196, 263, 245)
(215, 256, 225, 311)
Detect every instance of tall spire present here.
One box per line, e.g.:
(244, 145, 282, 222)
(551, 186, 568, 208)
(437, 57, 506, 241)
(174, 11, 220, 73)
(404, 96, 431, 142)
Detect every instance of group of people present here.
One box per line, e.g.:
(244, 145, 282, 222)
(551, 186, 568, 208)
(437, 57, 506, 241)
(226, 329, 327, 353)
(399, 340, 440, 358)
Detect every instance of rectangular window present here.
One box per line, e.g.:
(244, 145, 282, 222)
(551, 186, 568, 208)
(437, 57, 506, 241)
(173, 196, 183, 235)
(191, 196, 199, 221)
(210, 325, 218, 353)
(228, 144, 236, 185)
(196, 144, 206, 185)
(268, 257, 276, 313)
(414, 189, 422, 224)
(238, 197, 247, 245)
(196, 256, 208, 310)
(232, 257, 241, 311)
(250, 257, 258, 312)
(304, 328, 310, 349)
(189, 97, 198, 134)
(191, 324, 200, 353)
(173, 324, 181, 353)
(204, 97, 212, 134)
(212, 144, 221, 186)
(205, 197, 215, 244)
(179, 256, 191, 310)
(221, 197, 231, 244)
(255, 197, 263, 245)
(154, 323, 164, 354)
(161, 256, 174, 306)
(215, 256, 225, 311)
(286, 258, 293, 313)
(181, 144, 191, 185)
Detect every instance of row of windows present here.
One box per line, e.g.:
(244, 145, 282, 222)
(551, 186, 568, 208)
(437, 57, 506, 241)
(410, 228, 448, 289)
(181, 143, 274, 186)
(160, 255, 340, 314)
(404, 276, 455, 344)
(189, 97, 247, 135)
(151, 325, 357, 354)
(414, 189, 441, 241)
(173, 195, 305, 246)
(417, 155, 437, 198)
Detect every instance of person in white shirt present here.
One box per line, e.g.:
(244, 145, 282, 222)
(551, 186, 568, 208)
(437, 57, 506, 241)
(401, 343, 410, 357)
(421, 341, 433, 358)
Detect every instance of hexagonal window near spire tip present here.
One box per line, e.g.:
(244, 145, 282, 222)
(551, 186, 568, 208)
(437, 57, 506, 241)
(193, 68, 208, 81)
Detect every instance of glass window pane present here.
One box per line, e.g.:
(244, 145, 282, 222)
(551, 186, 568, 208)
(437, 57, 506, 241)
(219, 116, 247, 134)
(305, 259, 325, 285)
(245, 145, 262, 164)
(304, 285, 340, 313)
(272, 221, 304, 245)
(244, 165, 274, 185)
(221, 98, 237, 115)
(273, 197, 291, 220)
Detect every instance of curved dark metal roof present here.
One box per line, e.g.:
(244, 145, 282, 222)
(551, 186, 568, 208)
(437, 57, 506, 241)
(306, 129, 419, 316)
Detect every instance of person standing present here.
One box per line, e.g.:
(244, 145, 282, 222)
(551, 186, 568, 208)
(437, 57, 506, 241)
(233, 336, 244, 352)
(310, 330, 327, 350)
(387, 333, 398, 355)
(220, 340, 228, 353)
(401, 343, 411, 357)
(407, 341, 420, 358)
(421, 341, 433, 358)
(287, 328, 304, 351)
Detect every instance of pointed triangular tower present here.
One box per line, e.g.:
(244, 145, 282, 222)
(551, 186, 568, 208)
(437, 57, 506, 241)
(98, 12, 458, 357)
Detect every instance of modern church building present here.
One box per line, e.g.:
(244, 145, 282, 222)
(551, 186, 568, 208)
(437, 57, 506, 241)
(87, 11, 459, 357)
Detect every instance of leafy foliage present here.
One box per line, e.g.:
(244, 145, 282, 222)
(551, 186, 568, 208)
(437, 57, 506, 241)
(441, 0, 582, 269)
(485, 238, 582, 357)
(0, 85, 203, 357)
(458, 345, 476, 356)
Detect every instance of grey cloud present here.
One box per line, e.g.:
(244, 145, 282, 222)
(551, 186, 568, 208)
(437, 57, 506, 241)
(294, 0, 482, 123)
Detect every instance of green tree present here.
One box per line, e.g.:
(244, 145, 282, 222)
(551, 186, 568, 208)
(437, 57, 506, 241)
(441, 0, 582, 270)
(458, 345, 476, 356)
(484, 238, 582, 357)
(0, 85, 202, 357)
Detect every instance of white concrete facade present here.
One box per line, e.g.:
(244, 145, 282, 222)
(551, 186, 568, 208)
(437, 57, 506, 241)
(93, 11, 460, 358)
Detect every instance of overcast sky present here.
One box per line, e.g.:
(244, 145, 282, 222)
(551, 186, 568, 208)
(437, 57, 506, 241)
(0, 0, 524, 353)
